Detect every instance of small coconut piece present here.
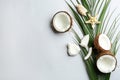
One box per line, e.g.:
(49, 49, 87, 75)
(76, 4, 88, 16)
(96, 51, 117, 73)
(52, 11, 72, 33)
(67, 43, 80, 56)
(84, 47, 92, 60)
(80, 34, 89, 51)
(94, 34, 111, 51)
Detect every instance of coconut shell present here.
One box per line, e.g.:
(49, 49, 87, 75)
(96, 51, 117, 72)
(96, 51, 115, 60)
(94, 34, 112, 52)
(51, 11, 73, 33)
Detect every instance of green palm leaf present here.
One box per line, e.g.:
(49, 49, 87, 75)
(96, 0, 111, 35)
(65, 0, 120, 80)
(71, 29, 98, 80)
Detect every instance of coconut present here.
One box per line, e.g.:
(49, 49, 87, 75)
(76, 4, 88, 16)
(94, 34, 111, 51)
(52, 11, 72, 33)
(84, 47, 92, 60)
(67, 43, 80, 56)
(96, 51, 117, 73)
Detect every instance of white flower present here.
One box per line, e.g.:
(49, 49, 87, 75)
(84, 47, 92, 60)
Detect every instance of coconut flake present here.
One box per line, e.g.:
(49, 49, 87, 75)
(67, 43, 80, 56)
(52, 11, 72, 32)
(84, 47, 92, 60)
(80, 34, 89, 51)
(98, 34, 111, 50)
(97, 55, 117, 73)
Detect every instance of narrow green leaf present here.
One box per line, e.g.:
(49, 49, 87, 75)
(80, 49, 98, 80)
(71, 29, 81, 43)
(93, 0, 101, 14)
(76, 0, 80, 4)
(96, 0, 105, 14)
(81, 0, 91, 13)
(102, 9, 116, 33)
(66, 1, 94, 40)
(100, 9, 110, 33)
(96, 0, 111, 35)
(65, 0, 120, 80)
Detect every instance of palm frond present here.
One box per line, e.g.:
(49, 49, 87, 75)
(111, 31, 120, 55)
(71, 28, 81, 43)
(66, 1, 94, 40)
(66, 0, 120, 80)
(96, 0, 111, 35)
(81, 0, 91, 13)
(93, 0, 101, 13)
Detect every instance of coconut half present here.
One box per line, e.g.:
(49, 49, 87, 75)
(94, 34, 111, 51)
(52, 11, 72, 33)
(96, 52, 117, 73)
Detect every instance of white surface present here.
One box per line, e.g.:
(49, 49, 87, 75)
(0, 0, 119, 80)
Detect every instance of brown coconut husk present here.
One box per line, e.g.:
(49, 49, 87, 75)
(96, 51, 115, 60)
(94, 34, 112, 52)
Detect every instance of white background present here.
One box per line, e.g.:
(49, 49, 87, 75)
(0, 0, 120, 80)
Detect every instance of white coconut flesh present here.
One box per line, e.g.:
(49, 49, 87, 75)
(67, 43, 80, 56)
(53, 12, 72, 32)
(97, 55, 116, 73)
(98, 34, 111, 50)
(84, 47, 92, 60)
(80, 34, 89, 50)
